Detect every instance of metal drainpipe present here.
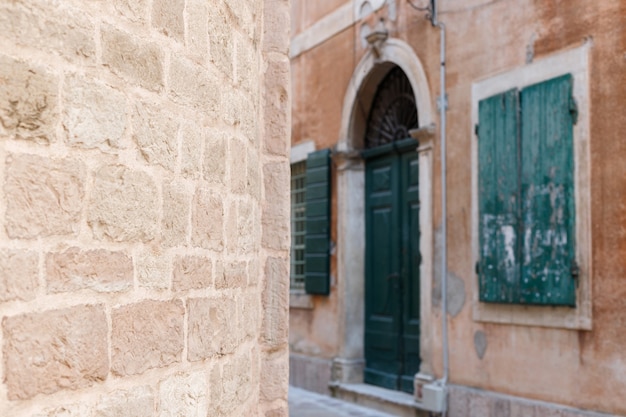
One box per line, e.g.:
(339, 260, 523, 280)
(431, 0, 450, 389)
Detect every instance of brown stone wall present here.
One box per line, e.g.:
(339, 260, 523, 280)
(290, 0, 626, 415)
(0, 0, 290, 416)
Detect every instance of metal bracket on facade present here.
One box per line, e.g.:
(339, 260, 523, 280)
(437, 94, 449, 111)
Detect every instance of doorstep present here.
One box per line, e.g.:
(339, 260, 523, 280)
(330, 383, 432, 417)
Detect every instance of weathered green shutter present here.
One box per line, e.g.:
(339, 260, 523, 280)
(304, 149, 331, 295)
(478, 89, 521, 303)
(519, 75, 576, 306)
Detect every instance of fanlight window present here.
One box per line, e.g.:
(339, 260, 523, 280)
(364, 67, 418, 149)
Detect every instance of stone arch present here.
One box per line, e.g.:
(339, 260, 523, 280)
(337, 38, 434, 152)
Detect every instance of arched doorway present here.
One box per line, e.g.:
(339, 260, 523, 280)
(362, 67, 421, 393)
(332, 38, 435, 397)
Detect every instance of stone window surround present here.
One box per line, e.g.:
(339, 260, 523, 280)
(470, 42, 593, 330)
(290, 140, 316, 309)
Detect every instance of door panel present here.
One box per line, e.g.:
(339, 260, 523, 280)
(400, 152, 421, 393)
(365, 150, 420, 393)
(365, 154, 401, 390)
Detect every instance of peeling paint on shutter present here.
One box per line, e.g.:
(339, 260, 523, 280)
(478, 89, 521, 303)
(519, 75, 576, 306)
(304, 148, 331, 295)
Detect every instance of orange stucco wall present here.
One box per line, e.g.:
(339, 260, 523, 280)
(290, 0, 626, 414)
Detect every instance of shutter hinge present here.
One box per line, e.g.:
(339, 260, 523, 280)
(437, 94, 448, 111)
(474, 124, 479, 137)
(570, 259, 580, 288)
(475, 261, 480, 275)
(569, 96, 579, 125)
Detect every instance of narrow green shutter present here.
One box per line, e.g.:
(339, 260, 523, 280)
(304, 149, 331, 295)
(478, 89, 521, 303)
(519, 75, 576, 306)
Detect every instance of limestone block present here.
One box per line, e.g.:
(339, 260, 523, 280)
(224, 0, 256, 39)
(262, 0, 290, 55)
(238, 199, 258, 254)
(448, 387, 470, 417)
(225, 202, 238, 254)
(3, 305, 108, 400)
(191, 188, 223, 250)
(102, 25, 163, 92)
(0, 250, 38, 303)
(247, 258, 260, 287)
(260, 351, 288, 402)
(0, 56, 58, 144)
(229, 137, 247, 193)
(261, 257, 289, 348)
(202, 131, 226, 184)
(240, 94, 258, 144)
(246, 147, 261, 200)
(63, 75, 127, 150)
(88, 164, 159, 242)
(181, 121, 203, 179)
(136, 250, 171, 289)
(187, 297, 237, 361)
(162, 181, 189, 247)
(221, 89, 246, 126)
(158, 371, 208, 417)
(221, 90, 254, 134)
(46, 247, 133, 293)
(111, 299, 184, 376)
(113, 0, 148, 22)
(186, 0, 208, 58)
(263, 56, 290, 156)
(214, 353, 252, 414)
(0, 2, 95, 63)
(169, 55, 219, 115)
(215, 260, 246, 289)
(235, 35, 258, 93)
(33, 403, 92, 417)
(172, 255, 212, 291)
(207, 4, 234, 76)
(132, 102, 178, 171)
(265, 408, 288, 417)
(94, 386, 154, 417)
(469, 392, 491, 417)
(261, 162, 290, 250)
(510, 401, 537, 417)
(239, 291, 259, 341)
(152, 0, 184, 41)
(5, 154, 85, 239)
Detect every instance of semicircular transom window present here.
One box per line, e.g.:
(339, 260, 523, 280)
(364, 67, 418, 149)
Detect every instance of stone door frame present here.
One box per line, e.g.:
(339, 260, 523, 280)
(331, 38, 437, 387)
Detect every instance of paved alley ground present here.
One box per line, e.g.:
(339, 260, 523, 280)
(288, 386, 396, 417)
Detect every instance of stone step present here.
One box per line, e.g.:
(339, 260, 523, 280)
(330, 383, 431, 417)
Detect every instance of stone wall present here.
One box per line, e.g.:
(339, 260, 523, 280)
(0, 0, 290, 416)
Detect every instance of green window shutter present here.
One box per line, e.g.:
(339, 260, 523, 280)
(304, 148, 331, 295)
(519, 74, 576, 306)
(478, 89, 521, 303)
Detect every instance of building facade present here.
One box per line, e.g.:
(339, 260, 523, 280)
(0, 0, 290, 416)
(289, 0, 626, 415)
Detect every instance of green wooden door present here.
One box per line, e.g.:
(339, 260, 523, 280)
(364, 146, 420, 393)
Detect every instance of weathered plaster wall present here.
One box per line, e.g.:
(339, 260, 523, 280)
(290, 0, 626, 414)
(0, 0, 291, 416)
(291, 0, 347, 37)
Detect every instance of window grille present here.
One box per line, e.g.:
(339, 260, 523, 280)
(290, 161, 307, 291)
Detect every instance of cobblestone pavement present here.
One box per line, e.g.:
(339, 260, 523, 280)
(289, 386, 397, 417)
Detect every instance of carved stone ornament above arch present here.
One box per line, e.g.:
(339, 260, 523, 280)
(337, 38, 434, 153)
